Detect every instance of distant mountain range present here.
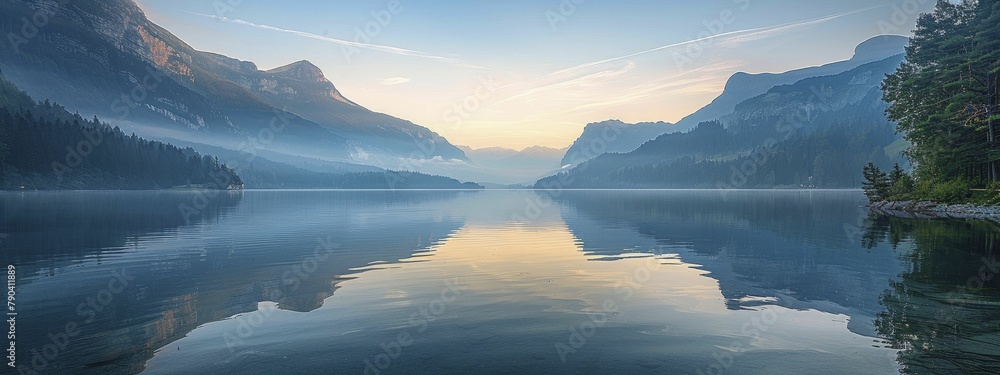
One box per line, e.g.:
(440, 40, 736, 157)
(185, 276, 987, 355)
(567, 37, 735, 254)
(0, 0, 467, 172)
(539, 36, 910, 189)
(454, 145, 567, 185)
(460, 145, 566, 169)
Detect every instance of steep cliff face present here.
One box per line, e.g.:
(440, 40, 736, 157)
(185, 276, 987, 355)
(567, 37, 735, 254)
(720, 54, 905, 126)
(49, 0, 202, 86)
(0, 0, 466, 164)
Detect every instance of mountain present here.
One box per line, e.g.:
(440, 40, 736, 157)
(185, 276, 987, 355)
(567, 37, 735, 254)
(496, 146, 567, 167)
(560, 120, 672, 167)
(0, 68, 481, 190)
(202, 55, 467, 162)
(671, 35, 909, 133)
(458, 146, 521, 163)
(455, 145, 567, 185)
(517, 145, 565, 156)
(553, 36, 908, 168)
(536, 52, 908, 189)
(0, 0, 466, 170)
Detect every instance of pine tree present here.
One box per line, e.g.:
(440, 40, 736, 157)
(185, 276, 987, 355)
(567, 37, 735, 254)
(889, 164, 906, 186)
(863, 162, 891, 202)
(888, 163, 915, 197)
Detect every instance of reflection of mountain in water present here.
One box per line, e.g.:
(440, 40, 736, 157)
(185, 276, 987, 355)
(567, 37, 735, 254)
(555, 190, 907, 336)
(2, 191, 474, 374)
(1, 191, 243, 264)
(864, 215, 1000, 373)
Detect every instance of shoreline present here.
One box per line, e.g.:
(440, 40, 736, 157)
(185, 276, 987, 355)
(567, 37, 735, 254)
(869, 200, 1000, 221)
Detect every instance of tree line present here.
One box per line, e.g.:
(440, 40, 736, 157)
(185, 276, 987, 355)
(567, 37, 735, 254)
(0, 73, 242, 190)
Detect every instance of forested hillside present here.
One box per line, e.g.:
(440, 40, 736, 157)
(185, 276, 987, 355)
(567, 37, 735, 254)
(0, 71, 242, 190)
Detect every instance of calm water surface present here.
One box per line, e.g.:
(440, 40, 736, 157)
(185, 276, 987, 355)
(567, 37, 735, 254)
(1, 190, 998, 374)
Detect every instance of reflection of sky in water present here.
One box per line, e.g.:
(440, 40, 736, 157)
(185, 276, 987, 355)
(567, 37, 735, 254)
(139, 191, 899, 374)
(9, 190, 995, 373)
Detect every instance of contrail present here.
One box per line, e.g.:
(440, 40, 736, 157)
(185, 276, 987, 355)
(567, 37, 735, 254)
(546, 4, 891, 78)
(186, 11, 485, 68)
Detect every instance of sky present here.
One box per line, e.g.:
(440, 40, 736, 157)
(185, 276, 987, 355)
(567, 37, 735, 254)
(134, 0, 935, 150)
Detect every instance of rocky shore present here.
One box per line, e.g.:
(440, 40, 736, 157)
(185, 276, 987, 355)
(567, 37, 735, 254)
(869, 200, 1000, 221)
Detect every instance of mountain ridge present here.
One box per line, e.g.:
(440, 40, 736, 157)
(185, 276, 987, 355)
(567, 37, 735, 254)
(555, 35, 909, 167)
(538, 52, 908, 189)
(671, 35, 909, 133)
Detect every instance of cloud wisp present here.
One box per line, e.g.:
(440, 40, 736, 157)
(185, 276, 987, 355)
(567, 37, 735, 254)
(475, 4, 889, 115)
(382, 77, 412, 86)
(186, 12, 484, 68)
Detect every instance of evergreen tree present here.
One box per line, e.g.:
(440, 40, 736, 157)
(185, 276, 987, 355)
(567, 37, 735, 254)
(882, 0, 1000, 183)
(863, 163, 891, 202)
(889, 164, 907, 186)
(888, 163, 915, 197)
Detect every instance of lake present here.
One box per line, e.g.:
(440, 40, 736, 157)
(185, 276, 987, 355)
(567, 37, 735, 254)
(2, 190, 998, 374)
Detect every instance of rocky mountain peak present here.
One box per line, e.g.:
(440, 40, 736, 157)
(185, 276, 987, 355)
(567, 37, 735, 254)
(267, 60, 328, 82)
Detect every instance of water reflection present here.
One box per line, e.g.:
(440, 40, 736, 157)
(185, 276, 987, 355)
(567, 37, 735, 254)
(555, 190, 905, 334)
(1, 190, 474, 374)
(2, 190, 243, 263)
(862, 215, 1000, 373)
(2, 190, 997, 374)
(138, 191, 894, 374)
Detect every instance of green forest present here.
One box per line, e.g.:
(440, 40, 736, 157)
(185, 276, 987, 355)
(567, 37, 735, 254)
(865, 0, 1000, 204)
